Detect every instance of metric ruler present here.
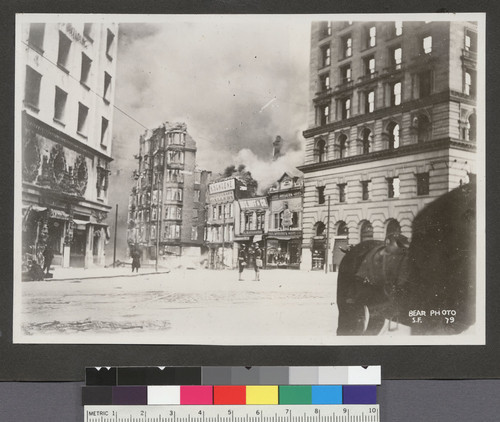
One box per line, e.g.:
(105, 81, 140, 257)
(84, 405, 380, 422)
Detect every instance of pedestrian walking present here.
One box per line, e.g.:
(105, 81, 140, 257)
(131, 247, 141, 273)
(238, 245, 247, 281)
(42, 243, 54, 277)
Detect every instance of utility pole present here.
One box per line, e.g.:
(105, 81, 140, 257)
(221, 205, 225, 268)
(325, 195, 330, 274)
(113, 204, 118, 268)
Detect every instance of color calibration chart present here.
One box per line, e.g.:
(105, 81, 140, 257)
(83, 366, 381, 422)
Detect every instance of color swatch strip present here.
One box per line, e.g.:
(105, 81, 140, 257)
(86, 366, 380, 386)
(82, 385, 376, 406)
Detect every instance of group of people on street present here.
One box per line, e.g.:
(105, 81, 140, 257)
(238, 242, 263, 281)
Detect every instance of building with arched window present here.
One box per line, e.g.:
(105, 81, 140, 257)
(299, 20, 479, 271)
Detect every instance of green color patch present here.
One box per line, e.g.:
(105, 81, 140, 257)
(278, 385, 312, 404)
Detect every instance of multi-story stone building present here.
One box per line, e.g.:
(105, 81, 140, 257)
(19, 21, 118, 269)
(127, 122, 211, 265)
(298, 20, 478, 271)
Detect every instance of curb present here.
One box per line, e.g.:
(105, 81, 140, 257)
(48, 270, 171, 282)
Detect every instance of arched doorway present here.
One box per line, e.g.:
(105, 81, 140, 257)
(360, 220, 374, 242)
(312, 221, 326, 270)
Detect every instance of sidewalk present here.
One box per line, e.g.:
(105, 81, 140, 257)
(46, 265, 171, 281)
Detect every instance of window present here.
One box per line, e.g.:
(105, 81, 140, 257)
(256, 212, 265, 230)
(77, 103, 89, 136)
(191, 227, 198, 241)
(387, 177, 400, 198)
(83, 23, 93, 41)
(465, 30, 477, 52)
(342, 35, 352, 58)
(57, 31, 71, 70)
(320, 21, 332, 38)
(338, 183, 346, 203)
(338, 134, 347, 158)
(416, 172, 430, 196)
(167, 150, 184, 164)
(316, 138, 327, 162)
(416, 115, 431, 143)
(193, 208, 199, 219)
(391, 81, 402, 106)
(319, 104, 330, 126)
(364, 55, 376, 76)
(164, 224, 181, 239)
(194, 189, 200, 202)
(340, 64, 351, 84)
(394, 21, 403, 37)
(361, 128, 371, 154)
(422, 35, 432, 54)
(361, 181, 370, 200)
(465, 114, 476, 142)
(365, 90, 375, 113)
(103, 72, 112, 102)
(101, 117, 109, 146)
(106, 29, 115, 59)
(341, 97, 351, 119)
(194, 171, 201, 184)
(391, 46, 402, 70)
(28, 23, 45, 52)
(274, 213, 280, 229)
(24, 66, 42, 109)
(212, 206, 217, 219)
(166, 188, 183, 201)
(388, 122, 400, 149)
(317, 186, 326, 205)
(53, 87, 67, 123)
(319, 73, 330, 91)
(80, 53, 92, 86)
(418, 70, 432, 98)
(465, 70, 476, 97)
(365, 25, 377, 48)
(166, 169, 183, 183)
(321, 45, 331, 67)
(229, 203, 233, 218)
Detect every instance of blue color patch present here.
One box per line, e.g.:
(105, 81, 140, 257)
(311, 385, 343, 404)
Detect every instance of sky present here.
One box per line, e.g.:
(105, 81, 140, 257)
(111, 16, 312, 192)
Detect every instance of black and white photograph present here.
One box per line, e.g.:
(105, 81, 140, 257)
(13, 13, 485, 345)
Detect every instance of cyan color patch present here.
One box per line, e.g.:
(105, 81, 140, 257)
(311, 385, 342, 404)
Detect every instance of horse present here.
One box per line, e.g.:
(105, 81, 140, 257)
(336, 182, 476, 335)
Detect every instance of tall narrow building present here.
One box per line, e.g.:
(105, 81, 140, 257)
(19, 21, 118, 269)
(127, 122, 211, 265)
(298, 20, 478, 271)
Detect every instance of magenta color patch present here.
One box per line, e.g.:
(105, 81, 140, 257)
(180, 385, 213, 404)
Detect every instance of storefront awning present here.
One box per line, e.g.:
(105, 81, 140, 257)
(267, 235, 302, 241)
(50, 209, 70, 220)
(72, 219, 90, 230)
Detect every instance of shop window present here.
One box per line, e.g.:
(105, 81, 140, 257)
(103, 72, 112, 102)
(57, 31, 71, 71)
(338, 183, 346, 203)
(53, 86, 67, 123)
(80, 53, 92, 86)
(391, 81, 402, 106)
(340, 64, 351, 84)
(422, 35, 432, 54)
(365, 90, 375, 113)
(317, 186, 326, 205)
(361, 180, 370, 200)
(418, 70, 432, 98)
(77, 103, 89, 136)
(28, 23, 45, 52)
(387, 177, 400, 198)
(416, 172, 430, 196)
(24, 66, 42, 109)
(100, 117, 109, 146)
(341, 97, 351, 119)
(341, 35, 352, 58)
(106, 29, 115, 59)
(320, 45, 331, 67)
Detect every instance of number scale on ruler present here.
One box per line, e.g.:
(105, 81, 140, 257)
(84, 405, 380, 422)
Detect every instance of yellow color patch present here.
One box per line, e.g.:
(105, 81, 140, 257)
(246, 386, 279, 405)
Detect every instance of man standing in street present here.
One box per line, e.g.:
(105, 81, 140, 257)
(253, 242, 263, 281)
(238, 245, 247, 281)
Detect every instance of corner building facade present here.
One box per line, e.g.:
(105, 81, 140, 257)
(19, 22, 118, 269)
(299, 20, 478, 271)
